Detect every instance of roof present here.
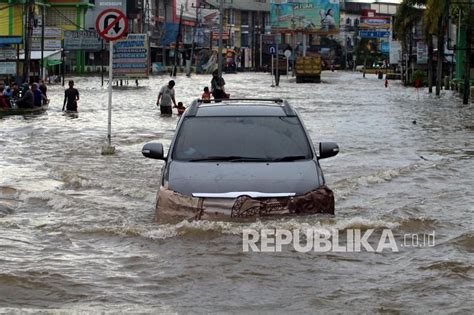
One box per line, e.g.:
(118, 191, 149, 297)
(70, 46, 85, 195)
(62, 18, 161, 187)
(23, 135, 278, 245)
(186, 99, 296, 117)
(19, 50, 61, 60)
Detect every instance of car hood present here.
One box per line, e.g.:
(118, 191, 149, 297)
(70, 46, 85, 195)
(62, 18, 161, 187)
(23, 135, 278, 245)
(167, 160, 322, 197)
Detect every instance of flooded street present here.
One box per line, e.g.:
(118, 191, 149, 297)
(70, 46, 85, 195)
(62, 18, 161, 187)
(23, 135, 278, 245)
(1, 71, 473, 313)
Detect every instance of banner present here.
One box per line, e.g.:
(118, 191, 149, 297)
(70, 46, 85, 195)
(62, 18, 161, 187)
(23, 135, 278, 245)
(359, 17, 391, 29)
(0, 49, 16, 60)
(417, 42, 428, 64)
(389, 40, 401, 64)
(0, 62, 16, 74)
(270, 0, 340, 33)
(31, 39, 62, 50)
(113, 33, 149, 79)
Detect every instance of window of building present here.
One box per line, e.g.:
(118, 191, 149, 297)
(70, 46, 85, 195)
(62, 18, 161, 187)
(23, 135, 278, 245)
(241, 11, 249, 26)
(241, 33, 249, 47)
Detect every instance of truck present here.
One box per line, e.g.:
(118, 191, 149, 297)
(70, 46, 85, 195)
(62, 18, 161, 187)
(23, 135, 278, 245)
(295, 55, 322, 83)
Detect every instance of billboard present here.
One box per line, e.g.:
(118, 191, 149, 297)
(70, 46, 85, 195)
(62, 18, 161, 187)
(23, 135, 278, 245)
(176, 0, 198, 21)
(270, 0, 340, 33)
(64, 30, 102, 51)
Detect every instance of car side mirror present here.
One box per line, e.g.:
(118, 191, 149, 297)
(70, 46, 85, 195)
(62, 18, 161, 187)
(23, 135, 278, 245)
(142, 143, 165, 160)
(319, 142, 339, 159)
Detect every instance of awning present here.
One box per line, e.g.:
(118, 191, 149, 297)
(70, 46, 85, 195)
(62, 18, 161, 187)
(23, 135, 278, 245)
(19, 50, 62, 60)
(46, 59, 62, 66)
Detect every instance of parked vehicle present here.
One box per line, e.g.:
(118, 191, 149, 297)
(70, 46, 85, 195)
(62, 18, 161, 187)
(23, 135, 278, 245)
(142, 98, 339, 223)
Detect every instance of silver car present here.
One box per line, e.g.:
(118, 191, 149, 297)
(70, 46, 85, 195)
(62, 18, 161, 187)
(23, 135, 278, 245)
(142, 98, 339, 223)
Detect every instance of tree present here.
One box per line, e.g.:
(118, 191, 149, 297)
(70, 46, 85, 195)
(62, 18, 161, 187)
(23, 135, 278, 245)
(393, 0, 424, 85)
(424, 0, 449, 96)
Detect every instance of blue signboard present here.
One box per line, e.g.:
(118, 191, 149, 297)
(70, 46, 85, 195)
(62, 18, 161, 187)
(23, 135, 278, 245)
(0, 36, 22, 45)
(359, 30, 390, 39)
(380, 42, 390, 54)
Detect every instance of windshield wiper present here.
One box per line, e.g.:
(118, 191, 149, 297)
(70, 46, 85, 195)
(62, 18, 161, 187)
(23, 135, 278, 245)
(269, 155, 308, 162)
(189, 156, 270, 162)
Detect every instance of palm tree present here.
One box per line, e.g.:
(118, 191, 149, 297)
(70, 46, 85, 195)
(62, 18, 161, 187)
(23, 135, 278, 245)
(393, 0, 424, 85)
(424, 0, 449, 96)
(423, 5, 435, 93)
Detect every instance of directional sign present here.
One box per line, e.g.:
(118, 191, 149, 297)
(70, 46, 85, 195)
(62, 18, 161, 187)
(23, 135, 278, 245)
(95, 8, 128, 41)
(359, 30, 390, 39)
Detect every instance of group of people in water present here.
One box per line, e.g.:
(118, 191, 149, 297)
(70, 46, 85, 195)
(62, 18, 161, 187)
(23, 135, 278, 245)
(0, 79, 80, 113)
(156, 69, 227, 116)
(3, 69, 225, 115)
(0, 80, 49, 110)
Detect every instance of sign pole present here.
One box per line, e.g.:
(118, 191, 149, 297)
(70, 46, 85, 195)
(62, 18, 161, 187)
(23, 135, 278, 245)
(271, 54, 275, 87)
(96, 8, 128, 155)
(102, 40, 115, 155)
(108, 40, 113, 146)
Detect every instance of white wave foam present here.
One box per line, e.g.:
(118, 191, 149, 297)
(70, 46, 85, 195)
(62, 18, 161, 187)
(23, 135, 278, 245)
(332, 163, 423, 200)
(138, 216, 400, 240)
(19, 191, 75, 211)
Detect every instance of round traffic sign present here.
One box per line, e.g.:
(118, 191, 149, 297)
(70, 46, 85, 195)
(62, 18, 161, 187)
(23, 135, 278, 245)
(95, 8, 128, 41)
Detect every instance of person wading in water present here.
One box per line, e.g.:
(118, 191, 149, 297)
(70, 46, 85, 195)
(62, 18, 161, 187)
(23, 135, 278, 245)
(63, 80, 80, 112)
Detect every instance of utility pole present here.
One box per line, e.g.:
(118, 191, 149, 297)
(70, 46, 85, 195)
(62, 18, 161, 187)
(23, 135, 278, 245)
(217, 0, 224, 77)
(40, 2, 45, 81)
(463, 22, 471, 104)
(23, 0, 35, 83)
(186, 2, 200, 77)
(172, 4, 183, 77)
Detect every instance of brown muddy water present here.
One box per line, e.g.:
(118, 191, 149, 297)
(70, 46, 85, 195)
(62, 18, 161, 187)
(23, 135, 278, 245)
(0, 71, 473, 313)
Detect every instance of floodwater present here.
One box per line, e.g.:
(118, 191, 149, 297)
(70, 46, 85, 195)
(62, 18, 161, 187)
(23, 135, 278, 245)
(0, 71, 473, 313)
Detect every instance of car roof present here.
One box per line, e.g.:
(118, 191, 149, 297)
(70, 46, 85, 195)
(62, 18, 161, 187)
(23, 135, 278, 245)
(186, 98, 297, 117)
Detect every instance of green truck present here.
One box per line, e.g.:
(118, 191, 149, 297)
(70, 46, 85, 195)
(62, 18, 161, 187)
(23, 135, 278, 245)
(295, 55, 322, 83)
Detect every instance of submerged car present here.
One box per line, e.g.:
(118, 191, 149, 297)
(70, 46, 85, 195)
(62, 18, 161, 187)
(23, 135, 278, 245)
(142, 98, 339, 223)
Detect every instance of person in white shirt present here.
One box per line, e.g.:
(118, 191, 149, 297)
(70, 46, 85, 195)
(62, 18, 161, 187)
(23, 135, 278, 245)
(156, 80, 177, 115)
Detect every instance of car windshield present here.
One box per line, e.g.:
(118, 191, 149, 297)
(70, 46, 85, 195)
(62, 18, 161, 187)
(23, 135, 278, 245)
(172, 116, 313, 161)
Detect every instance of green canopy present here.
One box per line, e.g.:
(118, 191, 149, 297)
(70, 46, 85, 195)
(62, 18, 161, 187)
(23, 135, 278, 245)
(46, 59, 62, 66)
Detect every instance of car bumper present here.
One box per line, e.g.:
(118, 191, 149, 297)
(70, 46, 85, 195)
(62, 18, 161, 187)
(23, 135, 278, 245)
(155, 186, 335, 223)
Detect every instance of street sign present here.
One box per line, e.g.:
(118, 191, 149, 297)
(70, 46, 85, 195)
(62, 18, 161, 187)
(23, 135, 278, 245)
(359, 30, 390, 39)
(95, 8, 128, 41)
(269, 45, 276, 56)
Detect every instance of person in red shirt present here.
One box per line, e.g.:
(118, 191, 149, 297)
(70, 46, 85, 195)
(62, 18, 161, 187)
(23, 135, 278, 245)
(0, 85, 11, 109)
(202, 86, 211, 103)
(175, 102, 186, 116)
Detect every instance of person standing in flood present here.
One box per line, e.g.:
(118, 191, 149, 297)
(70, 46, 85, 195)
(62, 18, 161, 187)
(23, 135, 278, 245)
(39, 79, 49, 104)
(156, 80, 177, 115)
(32, 83, 47, 107)
(211, 70, 226, 102)
(63, 80, 80, 112)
